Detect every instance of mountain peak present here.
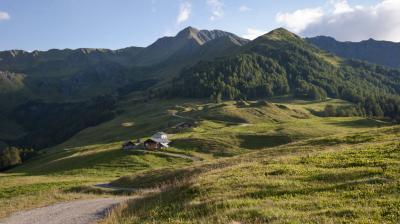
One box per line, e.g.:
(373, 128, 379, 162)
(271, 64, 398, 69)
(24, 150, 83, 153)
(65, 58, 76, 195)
(263, 27, 299, 40)
(175, 26, 248, 46)
(177, 26, 200, 37)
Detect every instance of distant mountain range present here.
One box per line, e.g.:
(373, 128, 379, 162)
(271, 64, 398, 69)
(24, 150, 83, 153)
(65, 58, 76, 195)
(0, 26, 399, 149)
(0, 27, 247, 108)
(306, 36, 400, 68)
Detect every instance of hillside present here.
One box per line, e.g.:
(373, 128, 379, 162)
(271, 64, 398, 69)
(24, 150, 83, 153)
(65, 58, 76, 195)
(0, 27, 249, 148)
(2, 28, 400, 151)
(306, 36, 400, 68)
(0, 27, 248, 108)
(1, 97, 395, 221)
(104, 124, 400, 224)
(1, 27, 400, 223)
(168, 28, 400, 119)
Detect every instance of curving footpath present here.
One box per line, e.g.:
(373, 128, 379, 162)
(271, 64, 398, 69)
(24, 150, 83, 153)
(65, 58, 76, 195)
(0, 151, 199, 224)
(0, 197, 128, 224)
(135, 149, 201, 161)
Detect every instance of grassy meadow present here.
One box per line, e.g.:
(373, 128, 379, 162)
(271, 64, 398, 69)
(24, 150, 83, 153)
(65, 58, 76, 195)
(103, 126, 400, 224)
(0, 97, 398, 223)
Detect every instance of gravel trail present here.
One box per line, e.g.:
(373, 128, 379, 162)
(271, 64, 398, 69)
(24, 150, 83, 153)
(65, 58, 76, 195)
(135, 149, 202, 161)
(0, 197, 128, 224)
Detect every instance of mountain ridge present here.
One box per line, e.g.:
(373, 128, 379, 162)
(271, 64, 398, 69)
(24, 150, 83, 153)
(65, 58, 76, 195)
(1, 27, 400, 149)
(306, 36, 400, 68)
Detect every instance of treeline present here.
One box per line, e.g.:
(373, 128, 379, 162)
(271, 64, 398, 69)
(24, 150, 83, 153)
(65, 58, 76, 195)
(322, 105, 365, 117)
(161, 41, 400, 120)
(0, 146, 39, 170)
(10, 95, 118, 149)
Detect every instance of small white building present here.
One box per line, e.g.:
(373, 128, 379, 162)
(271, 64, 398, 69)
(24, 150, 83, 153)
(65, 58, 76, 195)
(144, 132, 170, 150)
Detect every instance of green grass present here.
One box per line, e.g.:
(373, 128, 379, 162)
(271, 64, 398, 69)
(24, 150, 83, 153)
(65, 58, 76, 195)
(0, 97, 396, 222)
(0, 140, 191, 218)
(13, 142, 190, 177)
(103, 126, 400, 224)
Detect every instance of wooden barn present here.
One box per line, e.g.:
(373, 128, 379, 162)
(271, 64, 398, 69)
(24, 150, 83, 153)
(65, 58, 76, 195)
(144, 132, 170, 150)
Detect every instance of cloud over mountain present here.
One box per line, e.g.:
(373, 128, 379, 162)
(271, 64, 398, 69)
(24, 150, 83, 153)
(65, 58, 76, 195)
(177, 1, 191, 25)
(242, 28, 267, 40)
(276, 0, 400, 42)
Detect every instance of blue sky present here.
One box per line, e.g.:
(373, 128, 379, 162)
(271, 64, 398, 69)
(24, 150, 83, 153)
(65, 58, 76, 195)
(1, 0, 397, 51)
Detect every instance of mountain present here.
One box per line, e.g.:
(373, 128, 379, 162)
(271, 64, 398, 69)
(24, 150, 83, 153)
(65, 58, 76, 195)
(306, 36, 400, 68)
(131, 26, 248, 66)
(168, 28, 400, 119)
(0, 26, 249, 108)
(0, 26, 250, 148)
(1, 27, 400, 150)
(128, 27, 250, 82)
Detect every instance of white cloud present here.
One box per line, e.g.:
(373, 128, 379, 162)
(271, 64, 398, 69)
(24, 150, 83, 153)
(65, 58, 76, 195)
(242, 28, 267, 40)
(0, 11, 10, 21)
(331, 0, 353, 14)
(207, 0, 224, 21)
(276, 8, 324, 33)
(177, 1, 191, 25)
(276, 0, 400, 42)
(239, 5, 251, 12)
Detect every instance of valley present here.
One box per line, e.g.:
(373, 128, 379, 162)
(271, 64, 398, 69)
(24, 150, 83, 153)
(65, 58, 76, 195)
(1, 96, 398, 223)
(0, 26, 399, 224)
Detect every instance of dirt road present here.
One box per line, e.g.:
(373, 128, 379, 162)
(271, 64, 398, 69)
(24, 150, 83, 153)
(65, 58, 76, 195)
(0, 197, 128, 224)
(136, 149, 202, 161)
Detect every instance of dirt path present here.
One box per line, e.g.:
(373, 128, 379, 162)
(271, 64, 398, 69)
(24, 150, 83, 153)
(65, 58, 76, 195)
(136, 149, 201, 161)
(171, 111, 195, 120)
(0, 197, 128, 224)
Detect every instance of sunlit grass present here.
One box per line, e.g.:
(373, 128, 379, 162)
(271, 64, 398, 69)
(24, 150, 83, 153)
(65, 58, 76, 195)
(1, 98, 395, 222)
(103, 126, 400, 224)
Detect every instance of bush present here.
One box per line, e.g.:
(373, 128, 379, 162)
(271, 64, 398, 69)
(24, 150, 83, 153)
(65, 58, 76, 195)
(0, 147, 22, 170)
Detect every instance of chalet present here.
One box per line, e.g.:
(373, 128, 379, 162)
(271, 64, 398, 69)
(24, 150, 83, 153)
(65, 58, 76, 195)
(144, 132, 170, 150)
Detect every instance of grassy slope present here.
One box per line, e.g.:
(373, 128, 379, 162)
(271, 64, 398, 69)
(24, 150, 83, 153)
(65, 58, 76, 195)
(104, 126, 400, 224)
(0, 97, 394, 221)
(0, 144, 190, 218)
(57, 97, 387, 157)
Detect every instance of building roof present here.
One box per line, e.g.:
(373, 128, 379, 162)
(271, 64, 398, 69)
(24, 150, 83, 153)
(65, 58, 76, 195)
(150, 137, 170, 144)
(150, 132, 169, 144)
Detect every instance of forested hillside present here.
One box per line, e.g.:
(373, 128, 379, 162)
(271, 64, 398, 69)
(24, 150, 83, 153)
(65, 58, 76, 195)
(167, 28, 400, 119)
(1, 27, 400, 151)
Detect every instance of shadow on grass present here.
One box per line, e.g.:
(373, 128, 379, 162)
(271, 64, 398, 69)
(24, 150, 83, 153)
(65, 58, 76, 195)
(171, 138, 238, 157)
(307, 169, 381, 183)
(105, 160, 244, 222)
(307, 134, 375, 146)
(326, 118, 390, 128)
(9, 148, 173, 176)
(111, 159, 234, 189)
(65, 185, 134, 196)
(246, 176, 388, 199)
(238, 134, 292, 149)
(112, 183, 207, 222)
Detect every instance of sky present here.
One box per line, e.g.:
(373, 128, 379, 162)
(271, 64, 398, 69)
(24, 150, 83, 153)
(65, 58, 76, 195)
(1, 0, 398, 51)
